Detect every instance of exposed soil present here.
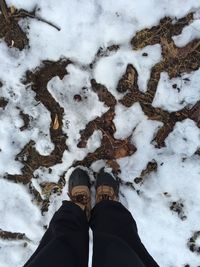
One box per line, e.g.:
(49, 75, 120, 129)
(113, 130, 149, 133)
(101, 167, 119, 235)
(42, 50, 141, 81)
(0, 0, 61, 50)
(0, 229, 29, 241)
(0, 97, 8, 109)
(131, 13, 194, 49)
(75, 80, 136, 167)
(6, 59, 71, 184)
(169, 200, 187, 221)
(0, 5, 29, 50)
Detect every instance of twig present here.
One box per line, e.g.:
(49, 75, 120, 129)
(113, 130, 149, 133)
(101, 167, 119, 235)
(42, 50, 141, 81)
(12, 10, 61, 31)
(30, 13, 61, 31)
(0, 0, 9, 22)
(99, 127, 115, 148)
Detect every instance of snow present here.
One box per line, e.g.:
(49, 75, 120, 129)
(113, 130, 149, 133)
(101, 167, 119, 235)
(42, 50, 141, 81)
(34, 130, 102, 185)
(117, 119, 162, 181)
(0, 180, 42, 267)
(173, 19, 200, 47)
(94, 44, 162, 96)
(0, 83, 53, 174)
(131, 155, 200, 267)
(153, 70, 200, 112)
(0, 241, 36, 267)
(0, 0, 200, 267)
(165, 119, 200, 157)
(120, 123, 200, 266)
(114, 103, 146, 139)
(47, 64, 107, 144)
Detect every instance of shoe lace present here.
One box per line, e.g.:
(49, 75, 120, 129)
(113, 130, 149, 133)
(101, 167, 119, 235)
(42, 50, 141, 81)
(70, 193, 90, 205)
(96, 185, 117, 203)
(99, 194, 115, 201)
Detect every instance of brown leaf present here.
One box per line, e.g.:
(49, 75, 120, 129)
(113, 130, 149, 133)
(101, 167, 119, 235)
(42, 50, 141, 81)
(40, 182, 61, 198)
(117, 64, 137, 93)
(53, 114, 59, 130)
(114, 142, 136, 159)
(141, 161, 158, 177)
(10, 5, 16, 14)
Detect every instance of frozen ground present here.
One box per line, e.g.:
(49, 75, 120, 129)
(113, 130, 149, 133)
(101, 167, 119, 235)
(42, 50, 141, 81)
(0, 0, 200, 266)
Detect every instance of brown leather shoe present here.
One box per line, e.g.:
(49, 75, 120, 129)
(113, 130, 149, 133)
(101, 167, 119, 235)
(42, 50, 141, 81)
(95, 168, 119, 204)
(68, 168, 91, 219)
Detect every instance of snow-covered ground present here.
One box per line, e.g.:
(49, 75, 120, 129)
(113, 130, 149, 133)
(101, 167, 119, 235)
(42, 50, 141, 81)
(0, 0, 200, 266)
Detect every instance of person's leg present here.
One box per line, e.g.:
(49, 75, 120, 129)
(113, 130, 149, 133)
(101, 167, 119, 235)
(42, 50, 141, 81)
(24, 168, 91, 267)
(90, 168, 159, 267)
(90, 200, 159, 267)
(24, 201, 89, 267)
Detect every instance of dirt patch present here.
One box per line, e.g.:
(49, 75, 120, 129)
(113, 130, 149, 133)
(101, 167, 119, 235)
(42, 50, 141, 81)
(117, 64, 138, 93)
(18, 110, 30, 131)
(131, 13, 193, 49)
(0, 0, 61, 50)
(0, 97, 8, 109)
(187, 231, 200, 255)
(119, 16, 200, 148)
(4, 59, 72, 214)
(169, 200, 187, 221)
(118, 64, 198, 147)
(6, 59, 71, 184)
(75, 80, 136, 169)
(189, 100, 200, 127)
(90, 44, 120, 69)
(134, 161, 158, 184)
(0, 3, 29, 51)
(0, 229, 29, 241)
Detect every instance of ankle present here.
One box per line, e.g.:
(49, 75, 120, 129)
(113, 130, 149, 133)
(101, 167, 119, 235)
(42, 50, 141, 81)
(96, 185, 118, 204)
(68, 185, 91, 217)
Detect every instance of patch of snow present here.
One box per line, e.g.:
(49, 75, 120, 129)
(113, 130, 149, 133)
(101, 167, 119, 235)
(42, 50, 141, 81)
(34, 130, 102, 185)
(94, 45, 162, 97)
(165, 119, 200, 157)
(47, 64, 106, 153)
(0, 179, 43, 240)
(0, 82, 53, 176)
(120, 148, 200, 266)
(173, 19, 200, 47)
(114, 103, 146, 139)
(152, 70, 200, 112)
(117, 119, 162, 181)
(0, 240, 37, 267)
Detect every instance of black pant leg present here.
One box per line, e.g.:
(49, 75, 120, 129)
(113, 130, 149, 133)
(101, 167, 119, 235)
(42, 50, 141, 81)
(24, 201, 89, 267)
(90, 200, 159, 267)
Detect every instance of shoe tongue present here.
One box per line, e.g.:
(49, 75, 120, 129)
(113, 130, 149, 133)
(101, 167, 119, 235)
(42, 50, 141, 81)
(101, 194, 112, 201)
(71, 193, 89, 205)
